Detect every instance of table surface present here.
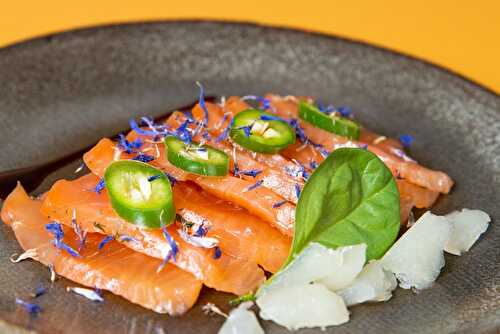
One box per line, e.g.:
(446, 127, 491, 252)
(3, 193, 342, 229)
(0, 1, 499, 94)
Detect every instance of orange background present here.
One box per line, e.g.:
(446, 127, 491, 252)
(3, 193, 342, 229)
(1, 1, 499, 93)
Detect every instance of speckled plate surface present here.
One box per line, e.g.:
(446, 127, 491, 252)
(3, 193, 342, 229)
(0, 21, 499, 334)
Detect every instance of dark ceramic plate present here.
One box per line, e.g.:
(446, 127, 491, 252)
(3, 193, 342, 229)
(0, 21, 499, 334)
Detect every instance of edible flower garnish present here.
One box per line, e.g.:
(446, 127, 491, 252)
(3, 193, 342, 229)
(196, 81, 209, 126)
(392, 148, 417, 163)
(178, 228, 219, 249)
(294, 184, 302, 199)
(147, 174, 162, 182)
(15, 298, 41, 315)
(131, 153, 155, 163)
(398, 134, 414, 148)
(309, 161, 319, 170)
(233, 163, 262, 178)
(66, 287, 104, 302)
(118, 134, 143, 154)
(272, 200, 287, 208)
(129, 118, 172, 137)
(71, 209, 87, 250)
(288, 119, 308, 143)
(337, 106, 352, 118)
(241, 95, 272, 110)
(94, 179, 105, 193)
(157, 226, 179, 273)
(216, 116, 233, 143)
(243, 180, 263, 192)
(74, 162, 85, 174)
(116, 235, 139, 243)
(164, 172, 178, 185)
(213, 246, 222, 259)
(31, 283, 47, 298)
(98, 235, 114, 251)
(259, 114, 284, 122)
(45, 223, 81, 258)
(236, 125, 252, 138)
(174, 119, 194, 144)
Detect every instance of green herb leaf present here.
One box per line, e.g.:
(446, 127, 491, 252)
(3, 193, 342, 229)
(228, 293, 256, 306)
(289, 148, 400, 262)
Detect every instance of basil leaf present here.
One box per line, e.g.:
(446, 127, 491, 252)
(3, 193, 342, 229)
(290, 148, 400, 262)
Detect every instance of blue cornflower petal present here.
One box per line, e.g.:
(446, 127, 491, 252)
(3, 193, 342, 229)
(98, 235, 114, 251)
(244, 180, 263, 192)
(59, 243, 81, 258)
(131, 153, 155, 163)
(272, 200, 287, 208)
(398, 134, 414, 148)
(259, 114, 284, 122)
(235, 168, 262, 178)
(15, 298, 41, 315)
(337, 106, 352, 117)
(94, 179, 105, 193)
(196, 82, 209, 126)
(213, 246, 222, 259)
(32, 284, 47, 298)
(164, 172, 178, 185)
(118, 134, 143, 154)
(148, 174, 162, 182)
(295, 184, 302, 199)
(216, 117, 233, 143)
(162, 227, 178, 262)
(236, 125, 252, 138)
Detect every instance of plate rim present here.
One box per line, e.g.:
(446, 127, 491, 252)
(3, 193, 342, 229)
(0, 19, 498, 334)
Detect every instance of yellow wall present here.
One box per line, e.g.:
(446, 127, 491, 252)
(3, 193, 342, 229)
(1, 1, 499, 93)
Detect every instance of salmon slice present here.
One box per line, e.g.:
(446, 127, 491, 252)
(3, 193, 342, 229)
(396, 179, 440, 209)
(167, 104, 304, 203)
(111, 132, 296, 236)
(360, 129, 403, 153)
(174, 182, 291, 273)
(1, 183, 202, 315)
(399, 195, 415, 225)
(40, 174, 266, 295)
(263, 94, 454, 194)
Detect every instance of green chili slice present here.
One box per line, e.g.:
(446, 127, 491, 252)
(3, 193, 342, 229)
(229, 109, 295, 153)
(104, 160, 175, 229)
(164, 136, 229, 176)
(299, 102, 360, 140)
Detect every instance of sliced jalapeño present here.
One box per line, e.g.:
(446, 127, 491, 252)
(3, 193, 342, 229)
(299, 101, 360, 140)
(104, 160, 175, 229)
(229, 109, 295, 153)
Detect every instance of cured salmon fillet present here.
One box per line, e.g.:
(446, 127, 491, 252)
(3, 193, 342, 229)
(174, 182, 291, 273)
(1, 183, 202, 315)
(40, 174, 266, 295)
(166, 103, 304, 204)
(396, 179, 439, 209)
(399, 195, 415, 225)
(260, 94, 454, 194)
(90, 135, 296, 236)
